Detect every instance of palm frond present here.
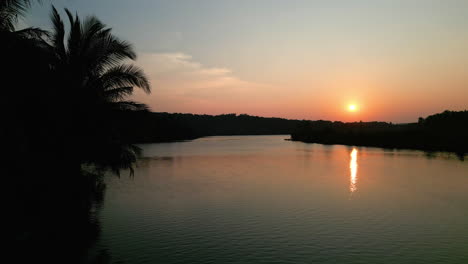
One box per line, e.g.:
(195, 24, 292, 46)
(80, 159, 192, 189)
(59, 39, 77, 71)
(86, 143, 141, 177)
(50, 6, 65, 59)
(0, 1, 33, 19)
(103, 86, 134, 101)
(65, 8, 82, 59)
(80, 15, 106, 53)
(100, 64, 150, 93)
(14, 26, 49, 39)
(0, 12, 16, 32)
(87, 33, 136, 72)
(0, 0, 36, 32)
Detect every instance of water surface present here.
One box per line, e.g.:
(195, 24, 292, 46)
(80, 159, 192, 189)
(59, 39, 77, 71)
(98, 135, 468, 263)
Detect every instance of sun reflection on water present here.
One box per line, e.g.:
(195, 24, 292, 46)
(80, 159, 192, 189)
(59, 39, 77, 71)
(350, 148, 358, 193)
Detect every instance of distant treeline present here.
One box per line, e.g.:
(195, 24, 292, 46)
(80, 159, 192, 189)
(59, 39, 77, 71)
(120, 112, 303, 142)
(291, 110, 468, 154)
(119, 111, 468, 154)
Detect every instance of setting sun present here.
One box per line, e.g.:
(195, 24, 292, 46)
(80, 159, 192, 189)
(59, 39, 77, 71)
(348, 104, 358, 112)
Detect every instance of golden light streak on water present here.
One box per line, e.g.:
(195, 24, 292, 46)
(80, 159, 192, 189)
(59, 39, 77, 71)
(350, 148, 358, 193)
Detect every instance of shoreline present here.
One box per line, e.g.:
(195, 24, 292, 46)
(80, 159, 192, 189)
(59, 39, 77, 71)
(290, 137, 467, 158)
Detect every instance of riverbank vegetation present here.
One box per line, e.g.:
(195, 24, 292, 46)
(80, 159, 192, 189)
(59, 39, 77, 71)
(291, 110, 468, 155)
(120, 112, 303, 142)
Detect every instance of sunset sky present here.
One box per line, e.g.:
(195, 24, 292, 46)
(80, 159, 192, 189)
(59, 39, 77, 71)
(27, 0, 468, 122)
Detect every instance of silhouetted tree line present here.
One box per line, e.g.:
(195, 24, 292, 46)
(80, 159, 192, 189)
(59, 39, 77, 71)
(2, 1, 149, 263)
(291, 110, 468, 154)
(119, 112, 304, 142)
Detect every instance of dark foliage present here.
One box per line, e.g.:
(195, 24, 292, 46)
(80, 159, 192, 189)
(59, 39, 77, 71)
(118, 112, 305, 143)
(291, 110, 468, 155)
(2, 3, 149, 263)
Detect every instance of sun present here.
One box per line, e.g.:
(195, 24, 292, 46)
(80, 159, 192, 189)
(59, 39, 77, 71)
(348, 104, 358, 112)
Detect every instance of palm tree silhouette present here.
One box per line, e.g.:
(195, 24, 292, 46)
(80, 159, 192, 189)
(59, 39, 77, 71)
(47, 7, 151, 175)
(3, 4, 152, 262)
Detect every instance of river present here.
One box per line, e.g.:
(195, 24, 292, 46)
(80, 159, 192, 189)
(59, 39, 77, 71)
(96, 135, 468, 263)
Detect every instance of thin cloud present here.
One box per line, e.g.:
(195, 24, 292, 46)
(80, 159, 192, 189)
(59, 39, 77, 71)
(133, 52, 276, 113)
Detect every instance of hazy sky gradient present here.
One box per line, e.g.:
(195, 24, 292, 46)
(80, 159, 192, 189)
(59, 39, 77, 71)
(27, 0, 468, 122)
